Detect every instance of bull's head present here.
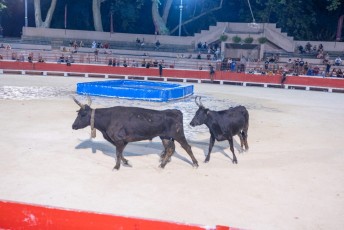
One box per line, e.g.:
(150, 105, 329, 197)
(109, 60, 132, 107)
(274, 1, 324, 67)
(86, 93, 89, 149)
(72, 96, 92, 130)
(190, 96, 209, 127)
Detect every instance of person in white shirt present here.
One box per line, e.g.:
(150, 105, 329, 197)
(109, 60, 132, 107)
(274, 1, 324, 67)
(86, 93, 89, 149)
(334, 57, 342, 66)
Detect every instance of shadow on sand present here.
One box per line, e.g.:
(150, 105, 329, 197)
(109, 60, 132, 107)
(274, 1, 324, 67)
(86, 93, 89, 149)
(74, 138, 198, 167)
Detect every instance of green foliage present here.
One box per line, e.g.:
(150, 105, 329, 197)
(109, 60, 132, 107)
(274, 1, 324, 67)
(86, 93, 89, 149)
(244, 37, 254, 44)
(220, 34, 228, 42)
(258, 37, 267, 44)
(232, 35, 242, 43)
(0, 0, 6, 11)
(326, 0, 341, 11)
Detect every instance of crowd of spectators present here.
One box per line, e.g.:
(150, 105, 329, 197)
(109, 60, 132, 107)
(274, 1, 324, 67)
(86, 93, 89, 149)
(1, 37, 343, 78)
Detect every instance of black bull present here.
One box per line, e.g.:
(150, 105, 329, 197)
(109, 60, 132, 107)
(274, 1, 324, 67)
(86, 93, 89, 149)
(190, 97, 249, 163)
(71, 97, 198, 170)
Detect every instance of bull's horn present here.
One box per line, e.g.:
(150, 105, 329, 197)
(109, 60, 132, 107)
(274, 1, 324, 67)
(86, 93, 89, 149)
(195, 96, 203, 108)
(72, 96, 85, 109)
(87, 95, 92, 106)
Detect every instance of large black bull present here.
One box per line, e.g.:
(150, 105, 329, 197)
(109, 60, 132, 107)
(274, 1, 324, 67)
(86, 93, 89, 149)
(72, 97, 198, 170)
(190, 97, 249, 163)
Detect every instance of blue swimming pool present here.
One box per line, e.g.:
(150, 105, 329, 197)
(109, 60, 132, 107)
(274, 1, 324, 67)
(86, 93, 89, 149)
(76, 80, 194, 102)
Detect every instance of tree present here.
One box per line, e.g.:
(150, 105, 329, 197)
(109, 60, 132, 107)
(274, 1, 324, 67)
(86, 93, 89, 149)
(92, 0, 103, 31)
(149, 0, 224, 35)
(0, 0, 6, 11)
(34, 0, 58, 28)
(151, 0, 169, 35)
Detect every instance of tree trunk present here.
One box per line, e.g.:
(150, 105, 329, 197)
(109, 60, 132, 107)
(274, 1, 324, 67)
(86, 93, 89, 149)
(169, 0, 224, 34)
(34, 0, 57, 28)
(152, 0, 169, 35)
(92, 0, 103, 31)
(162, 0, 173, 24)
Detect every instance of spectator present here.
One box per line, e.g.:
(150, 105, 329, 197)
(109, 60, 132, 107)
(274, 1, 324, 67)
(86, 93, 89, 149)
(141, 59, 146, 67)
(11, 52, 17, 60)
(158, 61, 163, 77)
(312, 45, 317, 53)
(94, 49, 99, 62)
(303, 61, 309, 74)
(281, 72, 287, 87)
(336, 68, 343, 78)
(197, 42, 202, 51)
(27, 52, 33, 63)
(330, 68, 337, 77)
(264, 58, 269, 71)
(305, 42, 312, 52)
(91, 41, 97, 49)
(0, 43, 5, 49)
(323, 52, 330, 64)
(209, 64, 215, 82)
(313, 65, 320, 75)
(155, 40, 161, 50)
(202, 42, 207, 50)
(317, 50, 324, 59)
(325, 61, 332, 77)
(197, 52, 202, 59)
(153, 59, 158, 67)
(108, 58, 113, 66)
(136, 37, 141, 47)
(298, 45, 305, 54)
(335, 57, 342, 66)
(299, 58, 305, 74)
(58, 54, 65, 63)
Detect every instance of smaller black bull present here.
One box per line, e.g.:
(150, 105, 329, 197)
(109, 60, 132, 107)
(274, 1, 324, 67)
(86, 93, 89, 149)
(72, 96, 198, 170)
(190, 97, 249, 163)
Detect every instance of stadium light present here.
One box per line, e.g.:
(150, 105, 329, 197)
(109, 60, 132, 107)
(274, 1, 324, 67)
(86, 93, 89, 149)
(25, 0, 28, 27)
(178, 0, 183, 36)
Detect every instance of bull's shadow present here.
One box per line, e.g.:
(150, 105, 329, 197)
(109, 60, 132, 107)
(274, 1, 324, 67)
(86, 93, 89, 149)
(188, 137, 244, 162)
(74, 138, 196, 166)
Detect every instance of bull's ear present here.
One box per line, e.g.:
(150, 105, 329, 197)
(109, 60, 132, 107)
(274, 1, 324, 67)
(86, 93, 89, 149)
(206, 109, 210, 114)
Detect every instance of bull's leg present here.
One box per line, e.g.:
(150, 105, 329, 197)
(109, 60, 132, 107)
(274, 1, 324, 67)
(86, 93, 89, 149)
(160, 138, 171, 162)
(160, 139, 175, 168)
(175, 136, 198, 167)
(242, 130, 249, 150)
(205, 133, 216, 162)
(228, 137, 238, 164)
(113, 144, 125, 170)
(120, 142, 131, 166)
(237, 133, 245, 153)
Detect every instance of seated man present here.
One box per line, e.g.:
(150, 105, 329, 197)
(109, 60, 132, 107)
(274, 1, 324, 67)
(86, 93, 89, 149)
(155, 40, 160, 50)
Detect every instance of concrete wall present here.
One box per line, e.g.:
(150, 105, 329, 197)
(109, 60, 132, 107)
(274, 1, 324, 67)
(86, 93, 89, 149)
(21, 24, 344, 55)
(22, 27, 195, 46)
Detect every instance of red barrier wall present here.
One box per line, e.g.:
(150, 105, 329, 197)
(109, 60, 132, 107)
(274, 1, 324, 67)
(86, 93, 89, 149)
(0, 200, 233, 230)
(1, 61, 344, 89)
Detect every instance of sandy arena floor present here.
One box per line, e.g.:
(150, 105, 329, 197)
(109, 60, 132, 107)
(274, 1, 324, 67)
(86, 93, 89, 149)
(0, 74, 343, 230)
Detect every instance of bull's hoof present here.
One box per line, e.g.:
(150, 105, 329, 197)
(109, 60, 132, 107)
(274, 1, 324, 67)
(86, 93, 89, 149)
(159, 163, 166, 169)
(232, 159, 238, 164)
(204, 159, 209, 163)
(122, 162, 132, 167)
(193, 162, 199, 168)
(113, 165, 120, 171)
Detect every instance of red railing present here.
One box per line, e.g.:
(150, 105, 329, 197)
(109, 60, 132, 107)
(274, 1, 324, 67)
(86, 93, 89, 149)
(0, 200, 234, 230)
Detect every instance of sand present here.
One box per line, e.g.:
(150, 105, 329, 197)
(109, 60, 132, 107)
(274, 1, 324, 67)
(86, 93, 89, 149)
(0, 74, 343, 230)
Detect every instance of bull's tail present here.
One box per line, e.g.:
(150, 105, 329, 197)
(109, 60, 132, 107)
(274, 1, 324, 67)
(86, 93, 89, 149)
(240, 106, 249, 150)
